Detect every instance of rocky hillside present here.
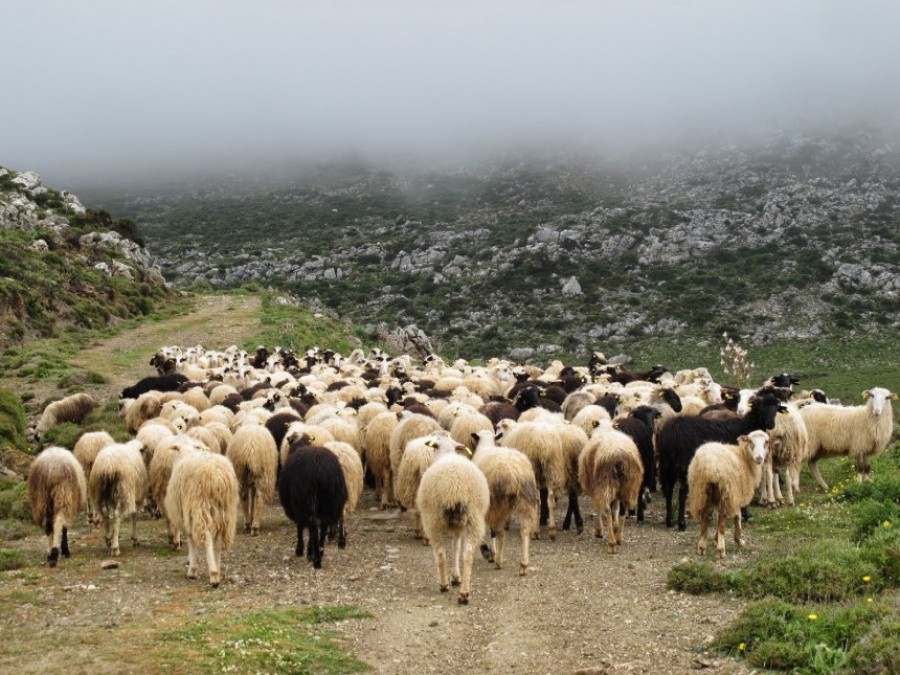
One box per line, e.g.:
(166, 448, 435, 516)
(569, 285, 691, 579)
(85, 128, 900, 360)
(0, 168, 169, 348)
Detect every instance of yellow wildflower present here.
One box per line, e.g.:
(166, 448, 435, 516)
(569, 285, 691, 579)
(863, 575, 871, 583)
(808, 614, 818, 621)
(739, 643, 746, 652)
(883, 520, 892, 528)
(867, 598, 873, 604)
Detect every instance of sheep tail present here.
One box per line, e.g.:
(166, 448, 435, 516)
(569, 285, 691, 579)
(614, 460, 626, 482)
(98, 471, 119, 507)
(445, 502, 467, 527)
(705, 482, 720, 507)
(44, 502, 54, 536)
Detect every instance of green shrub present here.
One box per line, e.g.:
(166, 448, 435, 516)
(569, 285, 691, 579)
(714, 597, 886, 671)
(0, 388, 28, 450)
(846, 614, 900, 675)
(666, 560, 734, 595)
(39, 422, 84, 450)
(851, 498, 900, 542)
(57, 370, 107, 390)
(0, 549, 27, 571)
(0, 481, 29, 520)
(735, 540, 882, 602)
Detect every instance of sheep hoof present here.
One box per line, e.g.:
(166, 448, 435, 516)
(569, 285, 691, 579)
(518, 563, 528, 576)
(187, 568, 198, 580)
(47, 549, 60, 567)
(421, 538, 430, 547)
(450, 577, 461, 587)
(132, 538, 140, 548)
(678, 522, 687, 532)
(457, 593, 469, 605)
(479, 544, 494, 563)
(250, 528, 259, 537)
(493, 562, 502, 570)
(548, 530, 557, 542)
(210, 573, 220, 587)
(594, 531, 603, 539)
(576, 524, 584, 534)
(111, 548, 121, 557)
(697, 544, 706, 556)
(439, 585, 449, 593)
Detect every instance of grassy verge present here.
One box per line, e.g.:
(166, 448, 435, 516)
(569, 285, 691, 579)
(156, 605, 371, 674)
(667, 447, 900, 672)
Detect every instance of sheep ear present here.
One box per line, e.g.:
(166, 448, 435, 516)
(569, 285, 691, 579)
(892, 392, 899, 401)
(862, 390, 871, 399)
(470, 432, 480, 446)
(592, 420, 600, 428)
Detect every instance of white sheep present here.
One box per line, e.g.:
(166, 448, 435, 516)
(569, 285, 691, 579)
(687, 430, 770, 558)
(496, 419, 566, 540)
(416, 441, 490, 604)
(388, 412, 442, 488)
(34, 393, 95, 439)
(361, 411, 400, 509)
(27, 446, 87, 566)
(124, 392, 163, 434)
(72, 431, 116, 526)
(149, 434, 204, 548)
(577, 422, 643, 553)
(800, 387, 897, 489)
(471, 430, 539, 575)
(395, 432, 457, 541)
(89, 440, 149, 556)
(165, 451, 239, 587)
(759, 403, 808, 507)
(225, 424, 278, 535)
(324, 440, 365, 548)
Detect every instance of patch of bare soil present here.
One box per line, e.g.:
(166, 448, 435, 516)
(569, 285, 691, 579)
(0, 293, 756, 674)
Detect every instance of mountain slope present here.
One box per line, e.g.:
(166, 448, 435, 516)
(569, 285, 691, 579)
(84, 128, 900, 360)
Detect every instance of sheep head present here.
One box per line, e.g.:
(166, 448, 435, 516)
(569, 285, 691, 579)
(863, 388, 894, 416)
(740, 430, 769, 466)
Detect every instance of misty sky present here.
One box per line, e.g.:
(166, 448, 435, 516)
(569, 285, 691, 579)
(3, 1, 900, 184)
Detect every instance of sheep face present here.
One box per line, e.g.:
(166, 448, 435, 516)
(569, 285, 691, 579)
(863, 387, 895, 416)
(741, 430, 769, 466)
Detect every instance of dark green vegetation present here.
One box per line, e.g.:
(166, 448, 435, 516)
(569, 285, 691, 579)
(667, 449, 900, 673)
(85, 129, 900, 362)
(157, 606, 371, 674)
(0, 168, 171, 351)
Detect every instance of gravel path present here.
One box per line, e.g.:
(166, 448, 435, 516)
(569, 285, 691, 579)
(0, 293, 757, 674)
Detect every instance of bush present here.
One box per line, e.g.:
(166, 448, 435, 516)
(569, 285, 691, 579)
(0, 389, 28, 450)
(735, 540, 882, 602)
(714, 597, 886, 671)
(0, 549, 27, 571)
(666, 560, 734, 595)
(39, 422, 84, 450)
(0, 481, 29, 520)
(846, 614, 900, 675)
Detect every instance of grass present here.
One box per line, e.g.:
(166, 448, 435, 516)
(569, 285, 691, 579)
(667, 446, 900, 671)
(156, 605, 371, 674)
(0, 549, 27, 571)
(0, 389, 27, 451)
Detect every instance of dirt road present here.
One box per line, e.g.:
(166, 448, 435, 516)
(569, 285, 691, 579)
(0, 294, 755, 674)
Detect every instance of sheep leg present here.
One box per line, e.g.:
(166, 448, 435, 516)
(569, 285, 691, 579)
(661, 476, 676, 528)
(337, 515, 347, 549)
(677, 481, 688, 532)
(562, 486, 582, 532)
(310, 519, 324, 569)
(519, 519, 530, 576)
(697, 505, 711, 556)
(48, 513, 65, 567)
(855, 455, 872, 482)
(110, 514, 121, 556)
(715, 509, 727, 559)
(480, 529, 496, 563)
(538, 487, 549, 527)
(186, 537, 198, 579)
(808, 458, 829, 491)
(131, 512, 139, 547)
(294, 523, 305, 557)
(167, 517, 181, 550)
(450, 535, 462, 586)
(733, 512, 743, 548)
(614, 500, 626, 550)
(458, 539, 474, 605)
(206, 532, 220, 587)
(494, 525, 506, 570)
(546, 488, 557, 541)
(772, 469, 783, 505)
(61, 526, 70, 559)
(782, 468, 795, 506)
(249, 486, 259, 537)
(602, 502, 617, 553)
(432, 536, 449, 593)
(759, 460, 772, 505)
(636, 486, 646, 523)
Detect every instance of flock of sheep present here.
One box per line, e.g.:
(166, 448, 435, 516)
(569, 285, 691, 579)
(26, 344, 897, 604)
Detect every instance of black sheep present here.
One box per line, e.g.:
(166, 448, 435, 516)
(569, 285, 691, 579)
(598, 364, 668, 386)
(250, 346, 269, 369)
(121, 373, 189, 400)
(479, 401, 520, 429)
(265, 411, 303, 458)
(278, 442, 348, 569)
(613, 405, 661, 522)
(769, 373, 800, 389)
(656, 389, 786, 531)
